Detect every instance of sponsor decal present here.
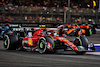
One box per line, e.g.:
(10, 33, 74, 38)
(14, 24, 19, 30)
(28, 38, 33, 46)
(39, 25, 46, 27)
(9, 24, 19, 27)
(47, 42, 52, 49)
(22, 24, 38, 27)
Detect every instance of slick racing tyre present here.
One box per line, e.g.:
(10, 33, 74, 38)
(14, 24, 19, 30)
(38, 37, 47, 54)
(3, 34, 19, 50)
(38, 36, 54, 54)
(80, 35, 88, 50)
(73, 35, 88, 55)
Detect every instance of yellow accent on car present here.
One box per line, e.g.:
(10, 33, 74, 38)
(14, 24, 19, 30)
(64, 40, 68, 41)
(75, 48, 78, 51)
(28, 38, 32, 45)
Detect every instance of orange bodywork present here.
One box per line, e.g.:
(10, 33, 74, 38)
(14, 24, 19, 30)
(67, 28, 75, 34)
(78, 29, 85, 35)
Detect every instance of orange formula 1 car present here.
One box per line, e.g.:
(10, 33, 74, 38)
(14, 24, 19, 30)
(65, 24, 95, 36)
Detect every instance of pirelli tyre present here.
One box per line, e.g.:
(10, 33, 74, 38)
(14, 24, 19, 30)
(73, 35, 88, 55)
(3, 34, 19, 50)
(38, 36, 55, 54)
(38, 37, 47, 54)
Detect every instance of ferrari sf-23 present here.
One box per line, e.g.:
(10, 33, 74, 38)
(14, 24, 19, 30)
(3, 28, 95, 54)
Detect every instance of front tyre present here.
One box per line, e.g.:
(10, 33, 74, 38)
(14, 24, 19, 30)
(3, 34, 19, 50)
(38, 37, 47, 54)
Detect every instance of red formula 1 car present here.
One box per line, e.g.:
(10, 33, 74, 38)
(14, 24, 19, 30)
(3, 28, 95, 54)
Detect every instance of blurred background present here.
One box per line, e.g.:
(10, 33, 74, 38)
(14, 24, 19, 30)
(0, 0, 100, 27)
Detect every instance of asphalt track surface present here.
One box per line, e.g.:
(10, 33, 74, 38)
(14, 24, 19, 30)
(0, 32, 100, 67)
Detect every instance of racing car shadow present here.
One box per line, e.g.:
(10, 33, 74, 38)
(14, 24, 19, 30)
(19, 49, 85, 55)
(0, 48, 85, 55)
(56, 51, 79, 55)
(17, 49, 78, 55)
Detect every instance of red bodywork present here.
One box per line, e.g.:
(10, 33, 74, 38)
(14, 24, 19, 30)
(22, 28, 79, 51)
(8, 31, 14, 35)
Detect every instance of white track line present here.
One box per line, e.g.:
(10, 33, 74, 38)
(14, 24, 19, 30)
(86, 52, 100, 55)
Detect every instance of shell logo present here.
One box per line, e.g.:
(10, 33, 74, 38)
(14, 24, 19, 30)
(28, 38, 32, 46)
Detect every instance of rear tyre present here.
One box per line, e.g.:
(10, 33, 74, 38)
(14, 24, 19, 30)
(3, 34, 19, 50)
(38, 36, 55, 54)
(73, 38, 86, 55)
